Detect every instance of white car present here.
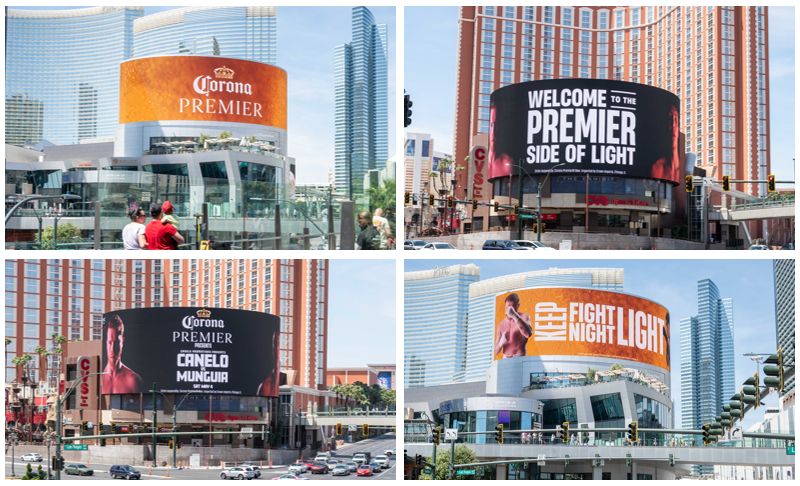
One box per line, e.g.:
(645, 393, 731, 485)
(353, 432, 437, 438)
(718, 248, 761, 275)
(288, 462, 308, 474)
(272, 474, 308, 480)
(748, 245, 768, 250)
(513, 240, 556, 250)
(352, 454, 368, 465)
(374, 455, 389, 468)
(384, 448, 395, 457)
(420, 242, 457, 250)
(314, 453, 329, 463)
(220, 467, 255, 480)
(326, 459, 342, 471)
(21, 453, 43, 462)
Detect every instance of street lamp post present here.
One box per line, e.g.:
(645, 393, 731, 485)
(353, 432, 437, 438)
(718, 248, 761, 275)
(55, 372, 109, 480)
(537, 163, 566, 242)
(172, 392, 196, 468)
(505, 161, 566, 241)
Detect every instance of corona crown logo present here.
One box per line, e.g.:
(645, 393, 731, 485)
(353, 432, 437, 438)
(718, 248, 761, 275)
(214, 66, 234, 80)
(197, 309, 212, 318)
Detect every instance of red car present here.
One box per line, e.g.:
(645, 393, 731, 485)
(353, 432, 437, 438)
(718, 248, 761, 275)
(303, 459, 317, 469)
(309, 463, 328, 475)
(357, 465, 373, 477)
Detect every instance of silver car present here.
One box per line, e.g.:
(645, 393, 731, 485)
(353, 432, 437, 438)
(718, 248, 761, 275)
(332, 465, 350, 476)
(345, 462, 358, 473)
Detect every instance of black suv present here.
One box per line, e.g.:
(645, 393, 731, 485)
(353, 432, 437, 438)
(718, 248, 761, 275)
(109, 465, 141, 480)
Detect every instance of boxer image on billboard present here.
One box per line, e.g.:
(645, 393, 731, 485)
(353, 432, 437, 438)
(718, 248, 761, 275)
(102, 314, 144, 394)
(493, 293, 533, 358)
(256, 330, 280, 396)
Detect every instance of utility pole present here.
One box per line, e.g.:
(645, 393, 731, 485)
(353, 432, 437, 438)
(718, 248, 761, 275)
(517, 160, 524, 240)
(152, 383, 157, 465)
(448, 438, 455, 480)
(537, 163, 566, 242)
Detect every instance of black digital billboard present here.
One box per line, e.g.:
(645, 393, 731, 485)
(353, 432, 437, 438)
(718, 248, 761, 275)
(487, 79, 682, 185)
(101, 307, 280, 397)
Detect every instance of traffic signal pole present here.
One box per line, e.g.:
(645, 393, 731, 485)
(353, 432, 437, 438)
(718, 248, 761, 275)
(152, 383, 157, 466)
(449, 438, 456, 480)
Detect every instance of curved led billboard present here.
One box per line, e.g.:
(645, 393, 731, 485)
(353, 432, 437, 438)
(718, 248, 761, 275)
(487, 79, 681, 185)
(120, 56, 287, 129)
(102, 307, 280, 396)
(494, 288, 670, 371)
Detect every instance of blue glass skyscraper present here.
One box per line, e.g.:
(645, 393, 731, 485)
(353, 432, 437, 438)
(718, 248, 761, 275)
(334, 6, 388, 199)
(5, 7, 143, 145)
(773, 259, 795, 397)
(680, 278, 734, 475)
(133, 7, 277, 64)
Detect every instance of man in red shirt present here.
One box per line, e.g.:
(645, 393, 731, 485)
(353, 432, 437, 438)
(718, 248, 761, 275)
(145, 202, 185, 250)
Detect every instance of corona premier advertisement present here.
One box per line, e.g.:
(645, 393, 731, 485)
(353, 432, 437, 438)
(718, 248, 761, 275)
(101, 307, 280, 396)
(488, 79, 682, 185)
(494, 288, 670, 371)
(119, 56, 287, 129)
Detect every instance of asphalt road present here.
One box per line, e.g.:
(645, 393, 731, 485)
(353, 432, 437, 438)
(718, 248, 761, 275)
(5, 434, 397, 480)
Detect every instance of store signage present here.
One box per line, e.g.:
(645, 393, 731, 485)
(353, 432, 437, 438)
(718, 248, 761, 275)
(76, 356, 96, 410)
(498, 411, 510, 424)
(205, 413, 260, 422)
(585, 196, 650, 207)
(468, 145, 488, 200)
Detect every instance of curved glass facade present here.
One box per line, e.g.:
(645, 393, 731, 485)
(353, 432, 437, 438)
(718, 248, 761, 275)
(439, 410, 542, 444)
(493, 175, 673, 200)
(5, 7, 143, 145)
(635, 393, 670, 429)
(404, 268, 479, 388)
(590, 393, 626, 428)
(540, 398, 578, 429)
(133, 7, 277, 64)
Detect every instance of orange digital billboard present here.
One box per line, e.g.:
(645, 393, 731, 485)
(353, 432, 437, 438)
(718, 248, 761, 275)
(119, 56, 287, 130)
(494, 288, 670, 371)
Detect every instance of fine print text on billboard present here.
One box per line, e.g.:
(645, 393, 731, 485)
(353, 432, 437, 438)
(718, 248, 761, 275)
(488, 79, 682, 185)
(494, 288, 670, 371)
(119, 56, 287, 129)
(102, 307, 280, 396)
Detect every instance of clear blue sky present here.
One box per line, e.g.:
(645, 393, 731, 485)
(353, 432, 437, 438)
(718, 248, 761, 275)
(11, 6, 396, 184)
(405, 6, 795, 186)
(329, 260, 396, 367)
(404, 259, 786, 432)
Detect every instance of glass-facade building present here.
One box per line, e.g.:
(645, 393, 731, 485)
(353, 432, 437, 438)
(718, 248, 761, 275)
(334, 6, 388, 199)
(404, 264, 480, 388)
(5, 7, 143, 145)
(773, 259, 795, 397)
(133, 6, 277, 64)
(680, 278, 734, 475)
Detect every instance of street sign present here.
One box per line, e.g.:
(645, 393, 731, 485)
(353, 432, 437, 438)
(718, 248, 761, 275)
(788, 441, 795, 455)
(348, 425, 357, 432)
(520, 214, 537, 220)
(537, 454, 546, 466)
(730, 426, 743, 441)
(456, 470, 475, 476)
(64, 444, 88, 451)
(422, 468, 432, 475)
(444, 428, 458, 441)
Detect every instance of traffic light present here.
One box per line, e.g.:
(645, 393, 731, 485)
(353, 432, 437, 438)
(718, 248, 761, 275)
(495, 424, 503, 444)
(627, 421, 638, 443)
(129, 423, 135, 434)
(404, 192, 410, 204)
(472, 199, 478, 211)
(669, 454, 674, 467)
(626, 453, 632, 467)
(565, 455, 570, 467)
(447, 196, 454, 208)
(763, 348, 784, 393)
(540, 223, 546, 234)
(404, 94, 413, 128)
(532, 223, 538, 234)
(514, 204, 519, 215)
(157, 425, 162, 433)
(433, 426, 441, 446)
(363, 424, 369, 436)
(81, 421, 88, 433)
(685, 175, 694, 193)
(111, 423, 116, 435)
(702, 423, 711, 445)
(767, 174, 776, 193)
(169, 440, 174, 450)
(743, 373, 760, 409)
(722, 175, 730, 192)
(336, 423, 342, 436)
(415, 454, 422, 466)
(561, 422, 569, 443)
(729, 394, 742, 423)
(178, 441, 183, 450)
(429, 194, 435, 206)
(493, 201, 500, 212)
(53, 457, 59, 471)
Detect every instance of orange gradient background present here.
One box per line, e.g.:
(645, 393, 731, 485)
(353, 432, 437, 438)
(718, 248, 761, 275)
(119, 56, 287, 129)
(494, 288, 670, 371)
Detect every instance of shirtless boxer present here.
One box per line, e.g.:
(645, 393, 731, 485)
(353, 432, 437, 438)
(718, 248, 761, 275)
(256, 331, 280, 396)
(493, 293, 533, 358)
(102, 314, 143, 394)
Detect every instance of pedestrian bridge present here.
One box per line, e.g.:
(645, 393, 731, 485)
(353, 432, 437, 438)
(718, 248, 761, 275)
(713, 199, 795, 221)
(403, 442, 795, 468)
(300, 412, 396, 428)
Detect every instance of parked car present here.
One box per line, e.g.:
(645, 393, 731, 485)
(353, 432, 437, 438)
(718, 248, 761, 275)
(420, 242, 457, 250)
(64, 464, 94, 476)
(309, 463, 328, 475)
(748, 245, 768, 250)
(404, 239, 428, 250)
(220, 467, 255, 480)
(20, 453, 43, 462)
(374, 455, 389, 468)
(482, 239, 528, 250)
(345, 462, 359, 472)
(109, 465, 142, 480)
(272, 474, 308, 480)
(513, 240, 556, 250)
(356, 465, 374, 477)
(332, 465, 350, 476)
(289, 462, 308, 474)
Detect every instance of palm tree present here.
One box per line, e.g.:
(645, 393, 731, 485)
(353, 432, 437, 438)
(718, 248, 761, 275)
(428, 158, 466, 231)
(33, 346, 50, 386)
(5, 338, 11, 381)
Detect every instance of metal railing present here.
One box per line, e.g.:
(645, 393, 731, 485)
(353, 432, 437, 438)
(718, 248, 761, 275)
(522, 376, 670, 398)
(314, 405, 396, 417)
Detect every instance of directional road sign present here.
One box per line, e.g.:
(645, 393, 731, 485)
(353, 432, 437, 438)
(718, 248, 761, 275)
(64, 444, 88, 451)
(348, 425, 357, 432)
(730, 426, 743, 441)
(456, 470, 475, 476)
(444, 428, 458, 441)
